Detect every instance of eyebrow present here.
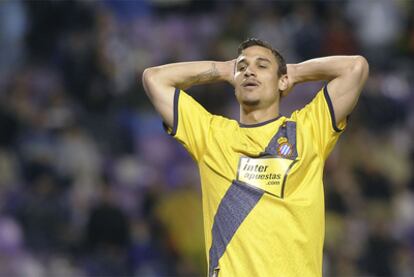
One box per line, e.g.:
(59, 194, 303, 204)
(257, 57, 271, 63)
(237, 58, 247, 65)
(237, 57, 272, 65)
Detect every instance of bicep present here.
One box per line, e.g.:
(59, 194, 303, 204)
(142, 68, 175, 128)
(327, 56, 369, 124)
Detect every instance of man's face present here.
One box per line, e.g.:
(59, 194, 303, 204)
(234, 45, 280, 109)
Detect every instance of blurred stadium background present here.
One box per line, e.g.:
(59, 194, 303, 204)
(0, 0, 413, 276)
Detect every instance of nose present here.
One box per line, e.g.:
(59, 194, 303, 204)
(244, 66, 256, 77)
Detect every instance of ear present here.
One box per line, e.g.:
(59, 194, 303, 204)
(278, 74, 288, 92)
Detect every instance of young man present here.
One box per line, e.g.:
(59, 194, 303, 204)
(142, 38, 368, 276)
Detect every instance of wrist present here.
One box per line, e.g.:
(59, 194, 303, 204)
(216, 60, 235, 84)
(287, 64, 298, 85)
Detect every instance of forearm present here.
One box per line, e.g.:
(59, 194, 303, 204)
(289, 56, 366, 85)
(287, 55, 368, 125)
(143, 61, 233, 91)
(142, 60, 234, 128)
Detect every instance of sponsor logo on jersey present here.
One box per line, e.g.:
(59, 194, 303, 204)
(237, 156, 295, 198)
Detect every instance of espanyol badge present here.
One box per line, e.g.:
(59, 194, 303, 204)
(277, 137, 293, 158)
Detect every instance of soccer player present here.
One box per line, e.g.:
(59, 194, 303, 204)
(142, 38, 369, 276)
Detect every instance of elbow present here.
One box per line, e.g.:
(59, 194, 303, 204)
(141, 67, 161, 97)
(352, 56, 369, 79)
(141, 67, 159, 87)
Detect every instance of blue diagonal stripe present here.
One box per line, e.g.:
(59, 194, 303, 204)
(261, 121, 298, 159)
(208, 180, 264, 276)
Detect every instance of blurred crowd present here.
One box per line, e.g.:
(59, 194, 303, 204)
(0, 0, 413, 276)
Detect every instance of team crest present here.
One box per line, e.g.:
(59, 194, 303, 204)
(277, 142, 293, 158)
(277, 137, 288, 144)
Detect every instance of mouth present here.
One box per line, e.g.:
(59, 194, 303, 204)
(242, 80, 260, 89)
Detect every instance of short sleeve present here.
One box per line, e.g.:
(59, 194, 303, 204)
(295, 85, 347, 159)
(164, 88, 212, 162)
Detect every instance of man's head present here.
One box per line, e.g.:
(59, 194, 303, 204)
(234, 38, 288, 109)
(238, 38, 287, 77)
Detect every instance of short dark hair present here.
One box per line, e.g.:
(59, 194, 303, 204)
(238, 38, 287, 77)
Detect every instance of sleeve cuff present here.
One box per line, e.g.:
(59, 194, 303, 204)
(163, 88, 180, 136)
(323, 85, 345, 133)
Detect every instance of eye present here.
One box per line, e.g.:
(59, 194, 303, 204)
(258, 64, 267, 69)
(238, 65, 246, 71)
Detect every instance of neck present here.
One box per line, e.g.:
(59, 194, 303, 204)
(239, 102, 280, 125)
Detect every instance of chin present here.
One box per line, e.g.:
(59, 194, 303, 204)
(236, 90, 261, 106)
(241, 99, 260, 106)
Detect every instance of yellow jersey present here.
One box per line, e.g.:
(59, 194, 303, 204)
(166, 86, 346, 276)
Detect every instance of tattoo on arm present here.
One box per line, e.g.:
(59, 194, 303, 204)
(187, 63, 220, 85)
